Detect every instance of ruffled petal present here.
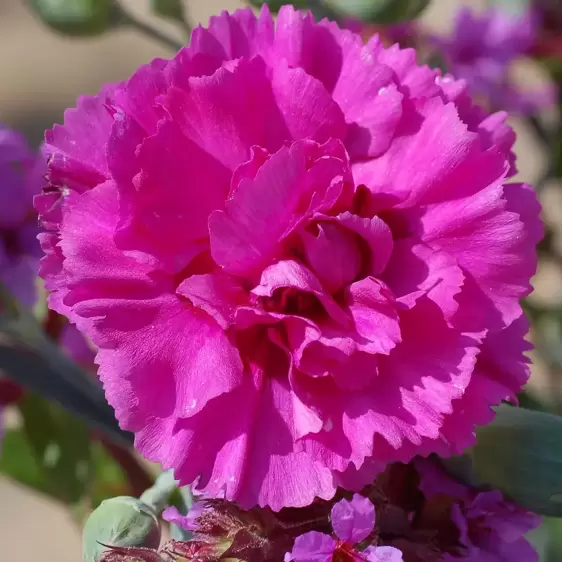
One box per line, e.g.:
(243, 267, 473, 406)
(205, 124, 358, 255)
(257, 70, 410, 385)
(209, 140, 350, 277)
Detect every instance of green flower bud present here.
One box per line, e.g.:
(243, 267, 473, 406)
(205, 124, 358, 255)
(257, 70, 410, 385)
(27, 0, 119, 37)
(324, 0, 431, 24)
(83, 497, 161, 562)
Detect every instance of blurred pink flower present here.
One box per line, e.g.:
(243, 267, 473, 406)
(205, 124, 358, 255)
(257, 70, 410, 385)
(37, 6, 540, 510)
(433, 7, 556, 114)
(0, 125, 44, 306)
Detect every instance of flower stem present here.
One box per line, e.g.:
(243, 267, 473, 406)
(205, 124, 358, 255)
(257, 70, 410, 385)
(115, 1, 183, 51)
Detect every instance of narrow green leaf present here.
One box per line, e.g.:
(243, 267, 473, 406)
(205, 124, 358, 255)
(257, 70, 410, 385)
(0, 428, 53, 497)
(443, 405, 562, 516)
(0, 288, 132, 447)
(19, 394, 93, 504)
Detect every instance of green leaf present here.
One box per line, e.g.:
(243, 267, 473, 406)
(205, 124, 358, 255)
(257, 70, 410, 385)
(19, 393, 93, 504)
(0, 428, 53, 496)
(27, 0, 120, 36)
(443, 405, 562, 517)
(0, 287, 132, 447)
(323, 0, 431, 23)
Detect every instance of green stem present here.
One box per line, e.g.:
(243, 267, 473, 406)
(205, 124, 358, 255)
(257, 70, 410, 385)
(115, 1, 183, 50)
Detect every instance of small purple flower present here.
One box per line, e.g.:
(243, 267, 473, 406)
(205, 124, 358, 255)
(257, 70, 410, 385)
(286, 495, 402, 562)
(163, 502, 205, 532)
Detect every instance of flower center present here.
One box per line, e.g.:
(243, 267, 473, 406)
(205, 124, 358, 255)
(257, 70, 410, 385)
(259, 287, 325, 319)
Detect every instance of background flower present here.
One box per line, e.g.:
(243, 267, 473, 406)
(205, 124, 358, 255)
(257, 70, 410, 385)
(416, 458, 541, 561)
(286, 494, 403, 562)
(432, 7, 556, 114)
(0, 124, 44, 306)
(37, 5, 540, 510)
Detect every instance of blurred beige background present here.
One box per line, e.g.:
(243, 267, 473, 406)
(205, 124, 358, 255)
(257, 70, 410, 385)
(0, 1, 556, 561)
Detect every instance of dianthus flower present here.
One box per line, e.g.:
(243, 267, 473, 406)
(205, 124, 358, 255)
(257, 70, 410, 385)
(286, 495, 402, 562)
(416, 458, 540, 561)
(433, 7, 555, 114)
(0, 124, 43, 306)
(37, 6, 541, 510)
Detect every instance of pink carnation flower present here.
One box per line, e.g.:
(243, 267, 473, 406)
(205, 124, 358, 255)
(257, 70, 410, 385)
(416, 458, 541, 561)
(286, 494, 402, 562)
(37, 6, 541, 510)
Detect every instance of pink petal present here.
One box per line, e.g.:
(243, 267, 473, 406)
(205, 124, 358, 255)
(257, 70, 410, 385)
(364, 546, 404, 562)
(117, 119, 230, 273)
(344, 84, 403, 159)
(381, 239, 464, 318)
(177, 273, 248, 328)
(271, 6, 342, 93)
(416, 182, 541, 325)
(162, 505, 201, 532)
(56, 181, 243, 427)
(302, 222, 362, 294)
(370, 40, 440, 99)
(165, 57, 285, 171)
(297, 277, 400, 390)
(112, 59, 169, 135)
(165, 56, 345, 172)
(137, 342, 336, 511)
(191, 7, 274, 63)
(209, 140, 350, 277)
(297, 297, 479, 469)
(44, 85, 117, 192)
(330, 212, 394, 276)
(270, 60, 347, 146)
(286, 531, 336, 562)
(331, 494, 375, 543)
(252, 259, 350, 327)
(353, 98, 508, 209)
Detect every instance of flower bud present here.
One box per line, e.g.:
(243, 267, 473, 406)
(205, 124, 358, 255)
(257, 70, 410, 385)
(83, 497, 161, 562)
(324, 0, 431, 23)
(27, 0, 118, 36)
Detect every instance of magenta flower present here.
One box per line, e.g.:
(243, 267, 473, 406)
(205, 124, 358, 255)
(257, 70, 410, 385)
(0, 125, 43, 306)
(417, 458, 541, 561)
(434, 7, 555, 114)
(37, 6, 541, 510)
(286, 495, 402, 562)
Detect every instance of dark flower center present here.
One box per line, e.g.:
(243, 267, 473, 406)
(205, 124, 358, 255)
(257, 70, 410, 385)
(259, 287, 326, 320)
